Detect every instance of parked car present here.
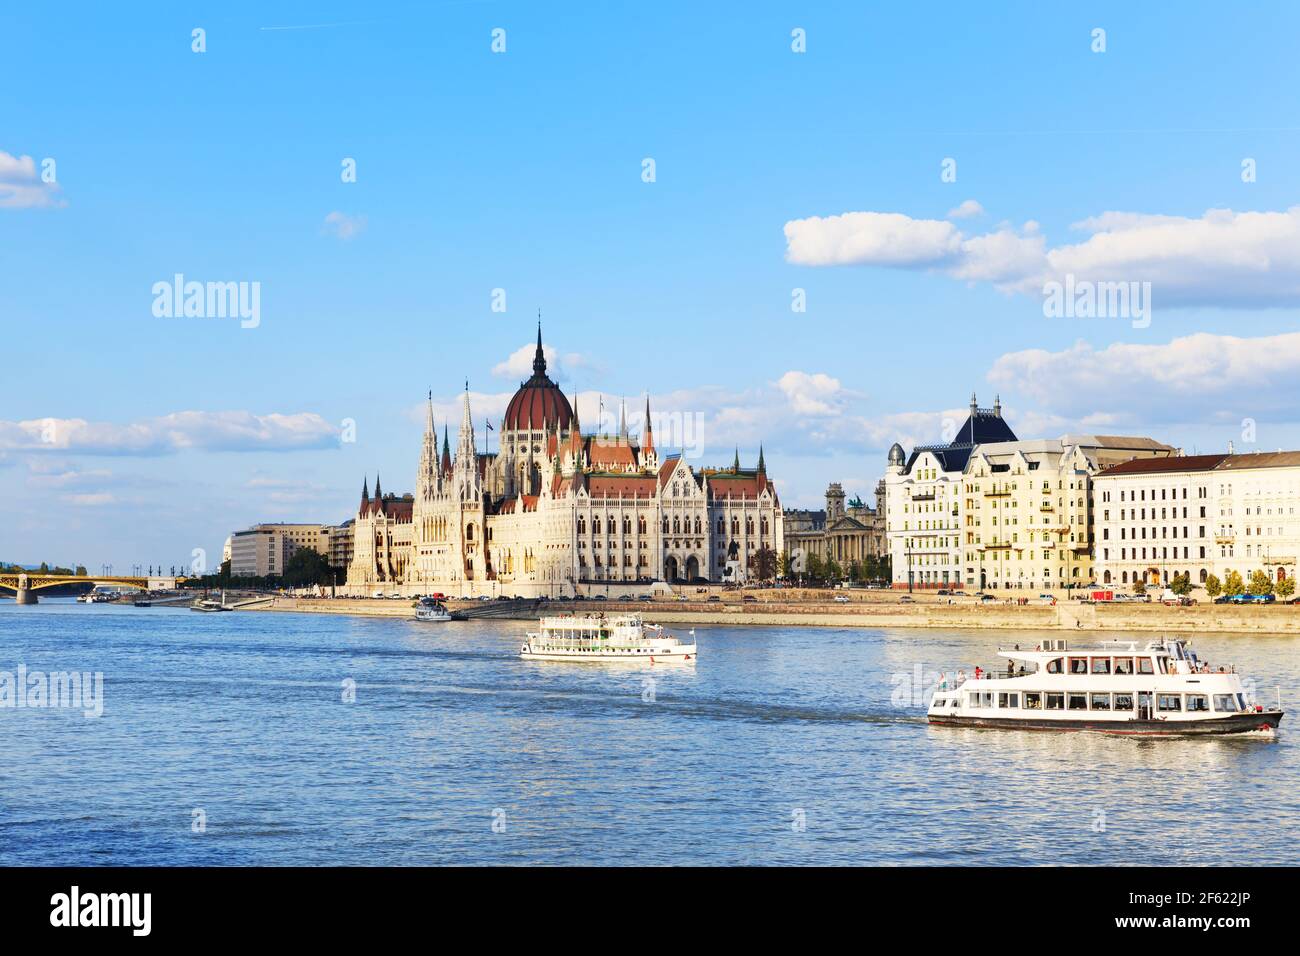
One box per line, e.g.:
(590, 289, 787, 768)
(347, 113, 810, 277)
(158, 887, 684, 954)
(707, 595, 722, 603)
(979, 594, 995, 603)
(637, 594, 654, 601)
(833, 595, 850, 603)
(592, 595, 608, 601)
(742, 595, 757, 603)
(900, 595, 915, 604)
(936, 589, 952, 596)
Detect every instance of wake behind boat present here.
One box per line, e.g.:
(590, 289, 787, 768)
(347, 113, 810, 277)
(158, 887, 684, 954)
(521, 613, 697, 663)
(929, 637, 1282, 735)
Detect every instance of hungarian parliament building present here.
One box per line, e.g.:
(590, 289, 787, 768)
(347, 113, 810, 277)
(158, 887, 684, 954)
(344, 329, 785, 596)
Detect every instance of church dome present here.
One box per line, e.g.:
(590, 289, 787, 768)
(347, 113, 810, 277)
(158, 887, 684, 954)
(887, 442, 906, 466)
(503, 326, 574, 433)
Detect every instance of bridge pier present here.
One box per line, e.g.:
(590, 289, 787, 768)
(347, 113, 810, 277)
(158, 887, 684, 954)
(14, 587, 38, 605)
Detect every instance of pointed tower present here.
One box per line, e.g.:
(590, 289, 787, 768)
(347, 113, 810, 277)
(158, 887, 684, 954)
(732, 448, 740, 473)
(757, 444, 766, 476)
(441, 425, 452, 478)
(618, 397, 627, 443)
(373, 472, 383, 514)
(454, 384, 481, 502)
(640, 395, 657, 470)
(360, 474, 370, 514)
(418, 391, 439, 498)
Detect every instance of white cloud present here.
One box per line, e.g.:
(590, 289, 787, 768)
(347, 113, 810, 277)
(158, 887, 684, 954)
(946, 199, 984, 219)
(776, 371, 856, 416)
(989, 330, 1300, 426)
(0, 150, 63, 209)
(0, 411, 339, 455)
(491, 342, 597, 382)
(323, 210, 366, 240)
(785, 203, 1300, 308)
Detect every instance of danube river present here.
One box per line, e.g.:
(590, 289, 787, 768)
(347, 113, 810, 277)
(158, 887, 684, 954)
(2, 599, 1298, 865)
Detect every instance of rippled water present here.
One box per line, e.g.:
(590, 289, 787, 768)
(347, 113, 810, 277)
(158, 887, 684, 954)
(1, 599, 1298, 865)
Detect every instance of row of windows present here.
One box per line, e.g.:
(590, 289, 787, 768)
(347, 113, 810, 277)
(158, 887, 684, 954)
(963, 691, 1241, 712)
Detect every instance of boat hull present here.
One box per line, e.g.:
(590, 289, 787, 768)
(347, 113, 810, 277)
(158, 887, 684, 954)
(928, 710, 1283, 736)
(415, 611, 452, 622)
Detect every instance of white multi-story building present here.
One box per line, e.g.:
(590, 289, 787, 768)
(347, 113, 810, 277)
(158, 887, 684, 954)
(1093, 450, 1300, 590)
(961, 435, 1174, 591)
(230, 523, 330, 577)
(885, 394, 1018, 589)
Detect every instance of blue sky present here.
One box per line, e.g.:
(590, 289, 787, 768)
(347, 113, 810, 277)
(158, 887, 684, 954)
(3, 1, 1300, 570)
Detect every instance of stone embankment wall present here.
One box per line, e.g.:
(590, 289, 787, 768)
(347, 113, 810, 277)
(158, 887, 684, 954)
(253, 595, 1300, 633)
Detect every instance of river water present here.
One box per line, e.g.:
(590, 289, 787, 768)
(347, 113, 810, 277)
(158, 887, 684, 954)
(2, 599, 1297, 865)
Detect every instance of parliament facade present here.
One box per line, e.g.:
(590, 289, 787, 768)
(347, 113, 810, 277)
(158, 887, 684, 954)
(344, 328, 784, 597)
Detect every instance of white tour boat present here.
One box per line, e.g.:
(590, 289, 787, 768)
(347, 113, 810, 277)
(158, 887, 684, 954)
(929, 637, 1282, 735)
(414, 597, 453, 622)
(520, 614, 697, 663)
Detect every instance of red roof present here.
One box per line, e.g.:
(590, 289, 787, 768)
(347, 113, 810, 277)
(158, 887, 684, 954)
(1097, 454, 1226, 477)
(587, 475, 658, 497)
(587, 440, 636, 468)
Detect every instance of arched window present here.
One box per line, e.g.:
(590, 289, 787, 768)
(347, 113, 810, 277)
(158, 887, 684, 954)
(578, 516, 586, 535)
(637, 516, 646, 534)
(693, 517, 701, 534)
(717, 518, 724, 534)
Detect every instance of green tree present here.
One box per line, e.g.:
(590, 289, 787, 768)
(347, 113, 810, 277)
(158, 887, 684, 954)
(75, 565, 87, 576)
(1277, 577, 1296, 600)
(825, 558, 843, 582)
(752, 547, 777, 582)
(282, 548, 332, 588)
(1247, 569, 1275, 596)
(847, 559, 861, 583)
(777, 551, 791, 580)
(1205, 574, 1222, 598)
(1223, 570, 1245, 596)
(1170, 572, 1192, 596)
(805, 552, 824, 583)
(1133, 580, 1146, 595)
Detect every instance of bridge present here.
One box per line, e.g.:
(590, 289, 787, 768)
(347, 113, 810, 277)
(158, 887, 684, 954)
(0, 573, 188, 605)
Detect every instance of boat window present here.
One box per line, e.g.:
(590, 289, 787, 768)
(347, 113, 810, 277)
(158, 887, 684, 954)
(1157, 694, 1182, 712)
(1212, 694, 1236, 712)
(1045, 693, 1065, 710)
(1024, 692, 1042, 710)
(950, 698, 959, 708)
(1114, 693, 1134, 711)
(1113, 657, 1134, 675)
(1185, 694, 1210, 712)
(1090, 693, 1111, 710)
(1046, 658, 1064, 674)
(1090, 658, 1111, 674)
(998, 693, 1019, 709)
(1068, 693, 1088, 710)
(1068, 657, 1089, 675)
(1137, 658, 1154, 675)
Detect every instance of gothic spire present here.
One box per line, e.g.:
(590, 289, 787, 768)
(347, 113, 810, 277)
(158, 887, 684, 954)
(532, 319, 547, 378)
(732, 447, 740, 472)
(361, 474, 369, 500)
(642, 395, 654, 452)
(374, 472, 382, 500)
(757, 444, 766, 475)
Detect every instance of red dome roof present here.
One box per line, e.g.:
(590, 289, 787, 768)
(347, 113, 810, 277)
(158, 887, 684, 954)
(503, 326, 574, 432)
